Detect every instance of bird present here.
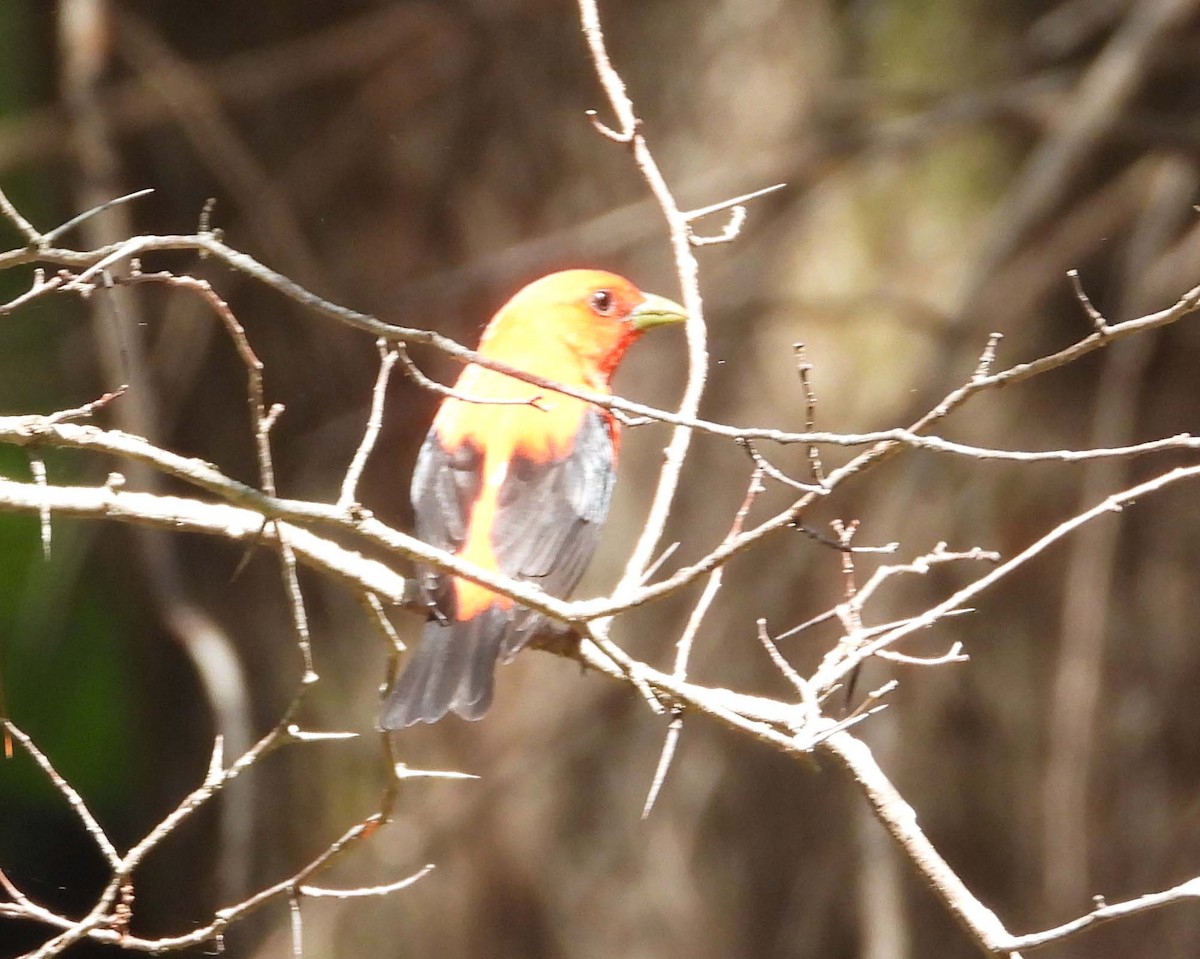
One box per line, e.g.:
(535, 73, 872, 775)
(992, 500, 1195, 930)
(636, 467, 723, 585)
(380, 269, 686, 728)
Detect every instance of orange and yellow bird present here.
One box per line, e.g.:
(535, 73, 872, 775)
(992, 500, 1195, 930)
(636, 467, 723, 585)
(380, 270, 686, 728)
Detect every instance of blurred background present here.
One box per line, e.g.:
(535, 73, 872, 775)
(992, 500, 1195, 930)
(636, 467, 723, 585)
(2, 0, 1200, 956)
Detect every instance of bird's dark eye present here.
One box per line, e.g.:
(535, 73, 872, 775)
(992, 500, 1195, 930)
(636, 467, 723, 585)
(589, 289, 615, 316)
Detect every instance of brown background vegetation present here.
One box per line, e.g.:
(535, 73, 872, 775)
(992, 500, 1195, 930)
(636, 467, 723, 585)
(3, 1, 1200, 956)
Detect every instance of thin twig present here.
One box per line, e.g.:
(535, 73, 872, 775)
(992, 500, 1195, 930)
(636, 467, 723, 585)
(642, 467, 765, 818)
(0, 867, 34, 908)
(3, 721, 120, 867)
(688, 205, 747, 246)
(288, 892, 303, 959)
(815, 462, 1200, 691)
(394, 343, 545, 409)
(362, 591, 406, 654)
(578, 0, 711, 594)
(41, 189, 154, 246)
(141, 266, 320, 684)
(681, 182, 786, 222)
(28, 454, 51, 560)
(972, 332, 1004, 381)
(0, 269, 64, 315)
(875, 643, 967, 666)
(794, 343, 826, 485)
(0, 183, 42, 244)
(756, 619, 819, 722)
(299, 865, 435, 899)
(740, 439, 826, 493)
(853, 544, 1000, 610)
(1004, 876, 1200, 951)
(1068, 268, 1109, 333)
(46, 385, 128, 423)
(339, 339, 399, 511)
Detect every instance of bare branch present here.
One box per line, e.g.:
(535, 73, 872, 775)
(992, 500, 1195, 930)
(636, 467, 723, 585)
(0, 477, 411, 603)
(818, 463, 1200, 691)
(1067, 268, 1109, 333)
(874, 643, 968, 666)
(740, 439, 826, 493)
(1005, 877, 1200, 951)
(577, 0, 711, 594)
(794, 342, 826, 486)
(688, 205, 746, 246)
(28, 454, 51, 560)
(681, 182, 786, 223)
(4, 721, 121, 868)
(642, 466, 765, 818)
(41, 188, 154, 245)
(822, 731, 1022, 957)
(394, 343, 545, 410)
(299, 864, 436, 899)
(339, 339, 399, 511)
(0, 183, 42, 244)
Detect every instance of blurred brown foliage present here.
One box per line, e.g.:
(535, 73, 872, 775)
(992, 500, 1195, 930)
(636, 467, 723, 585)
(4, 1, 1200, 957)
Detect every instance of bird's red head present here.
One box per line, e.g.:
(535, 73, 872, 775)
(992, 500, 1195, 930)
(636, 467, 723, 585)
(478, 269, 687, 387)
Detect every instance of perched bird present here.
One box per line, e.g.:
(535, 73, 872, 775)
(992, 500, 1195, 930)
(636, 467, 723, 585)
(381, 270, 686, 728)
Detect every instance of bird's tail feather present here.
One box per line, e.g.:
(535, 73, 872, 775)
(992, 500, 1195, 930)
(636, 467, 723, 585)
(380, 610, 510, 728)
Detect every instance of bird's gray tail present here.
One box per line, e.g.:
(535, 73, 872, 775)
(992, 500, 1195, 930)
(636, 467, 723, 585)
(380, 610, 510, 728)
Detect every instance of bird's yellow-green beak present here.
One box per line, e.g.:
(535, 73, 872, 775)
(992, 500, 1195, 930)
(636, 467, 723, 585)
(630, 291, 687, 331)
